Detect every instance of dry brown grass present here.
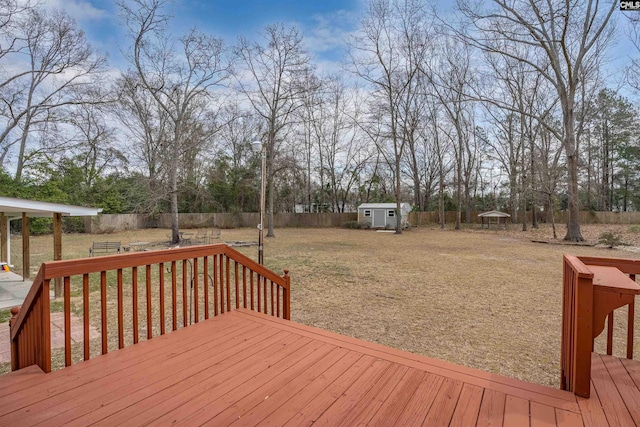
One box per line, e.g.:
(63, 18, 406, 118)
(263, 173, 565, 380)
(3, 223, 640, 388)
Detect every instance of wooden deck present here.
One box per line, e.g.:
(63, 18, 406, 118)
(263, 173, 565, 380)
(0, 309, 638, 426)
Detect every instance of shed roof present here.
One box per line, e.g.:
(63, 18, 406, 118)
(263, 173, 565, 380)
(358, 203, 411, 210)
(0, 196, 102, 218)
(478, 210, 511, 218)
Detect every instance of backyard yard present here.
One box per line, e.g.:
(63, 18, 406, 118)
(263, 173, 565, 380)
(2, 223, 640, 389)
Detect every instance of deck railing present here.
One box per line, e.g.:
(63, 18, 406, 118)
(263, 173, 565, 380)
(9, 244, 290, 373)
(561, 255, 639, 398)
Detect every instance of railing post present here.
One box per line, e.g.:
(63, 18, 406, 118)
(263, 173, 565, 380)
(573, 275, 593, 398)
(561, 255, 594, 399)
(9, 306, 20, 371)
(283, 270, 290, 320)
(42, 279, 51, 373)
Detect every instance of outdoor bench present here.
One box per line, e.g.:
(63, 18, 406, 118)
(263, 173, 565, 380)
(89, 241, 122, 256)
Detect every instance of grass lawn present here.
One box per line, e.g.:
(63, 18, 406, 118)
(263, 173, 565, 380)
(2, 223, 640, 388)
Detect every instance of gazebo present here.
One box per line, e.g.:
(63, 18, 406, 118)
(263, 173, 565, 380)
(0, 197, 101, 294)
(478, 210, 511, 228)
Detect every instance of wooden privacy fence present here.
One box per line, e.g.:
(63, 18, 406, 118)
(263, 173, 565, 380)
(83, 210, 640, 233)
(561, 255, 640, 398)
(9, 244, 290, 373)
(409, 210, 640, 226)
(85, 212, 358, 233)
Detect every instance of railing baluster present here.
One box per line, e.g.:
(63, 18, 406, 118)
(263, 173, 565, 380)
(243, 266, 247, 309)
(226, 257, 231, 312)
(171, 261, 177, 331)
(194, 258, 199, 323)
(235, 261, 239, 309)
(607, 312, 614, 355)
(213, 255, 218, 316)
(263, 276, 267, 314)
(250, 271, 254, 311)
(628, 300, 635, 359)
(133, 266, 139, 344)
(629, 273, 636, 359)
(257, 274, 261, 312)
(146, 264, 152, 339)
(117, 269, 124, 349)
(64, 276, 71, 367)
(204, 257, 209, 320)
(84, 273, 91, 358)
(219, 255, 225, 314)
(182, 260, 188, 327)
(270, 280, 274, 316)
(159, 263, 165, 335)
(283, 270, 290, 320)
(101, 271, 107, 354)
(277, 286, 280, 318)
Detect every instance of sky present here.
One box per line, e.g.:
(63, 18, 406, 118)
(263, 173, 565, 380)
(45, 1, 639, 83)
(42, 0, 366, 72)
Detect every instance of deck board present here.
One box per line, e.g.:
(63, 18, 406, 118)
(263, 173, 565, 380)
(576, 382, 609, 427)
(476, 388, 506, 427)
(530, 402, 557, 427)
(449, 383, 484, 426)
(422, 377, 464, 426)
(178, 340, 332, 425)
(503, 395, 530, 427)
(253, 350, 363, 426)
(204, 346, 351, 426)
(1, 309, 639, 426)
(1, 321, 271, 426)
(363, 367, 426, 424)
(393, 371, 444, 426)
(590, 353, 636, 427)
(96, 333, 306, 426)
(601, 354, 640, 425)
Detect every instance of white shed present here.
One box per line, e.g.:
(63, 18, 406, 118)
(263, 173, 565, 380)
(357, 203, 412, 229)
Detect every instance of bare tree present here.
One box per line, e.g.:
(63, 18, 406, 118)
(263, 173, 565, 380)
(425, 37, 476, 229)
(235, 23, 311, 237)
(65, 103, 124, 188)
(459, 0, 617, 241)
(349, 0, 431, 233)
(314, 75, 372, 213)
(119, 0, 231, 243)
(0, 7, 106, 179)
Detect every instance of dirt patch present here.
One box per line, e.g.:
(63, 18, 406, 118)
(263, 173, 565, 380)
(2, 224, 639, 388)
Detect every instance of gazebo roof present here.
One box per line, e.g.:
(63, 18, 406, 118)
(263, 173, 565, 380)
(0, 197, 102, 218)
(478, 210, 511, 218)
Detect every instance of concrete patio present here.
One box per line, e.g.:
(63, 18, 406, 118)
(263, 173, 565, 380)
(0, 270, 34, 310)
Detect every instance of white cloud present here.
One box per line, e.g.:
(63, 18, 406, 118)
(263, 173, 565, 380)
(41, 0, 107, 22)
(303, 9, 358, 57)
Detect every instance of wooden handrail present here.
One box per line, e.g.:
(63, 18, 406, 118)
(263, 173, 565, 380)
(578, 255, 640, 275)
(10, 244, 290, 372)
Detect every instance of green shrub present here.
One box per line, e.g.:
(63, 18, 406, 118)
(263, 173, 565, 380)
(598, 231, 626, 248)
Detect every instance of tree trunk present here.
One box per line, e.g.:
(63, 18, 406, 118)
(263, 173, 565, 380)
(267, 166, 276, 237)
(170, 124, 180, 245)
(562, 98, 584, 242)
(530, 130, 538, 228)
(395, 156, 403, 235)
(15, 99, 34, 182)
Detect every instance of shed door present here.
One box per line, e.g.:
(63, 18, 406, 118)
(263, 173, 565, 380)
(373, 209, 386, 227)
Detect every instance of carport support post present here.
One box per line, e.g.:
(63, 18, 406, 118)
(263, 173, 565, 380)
(53, 212, 62, 297)
(21, 213, 29, 280)
(0, 213, 7, 263)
